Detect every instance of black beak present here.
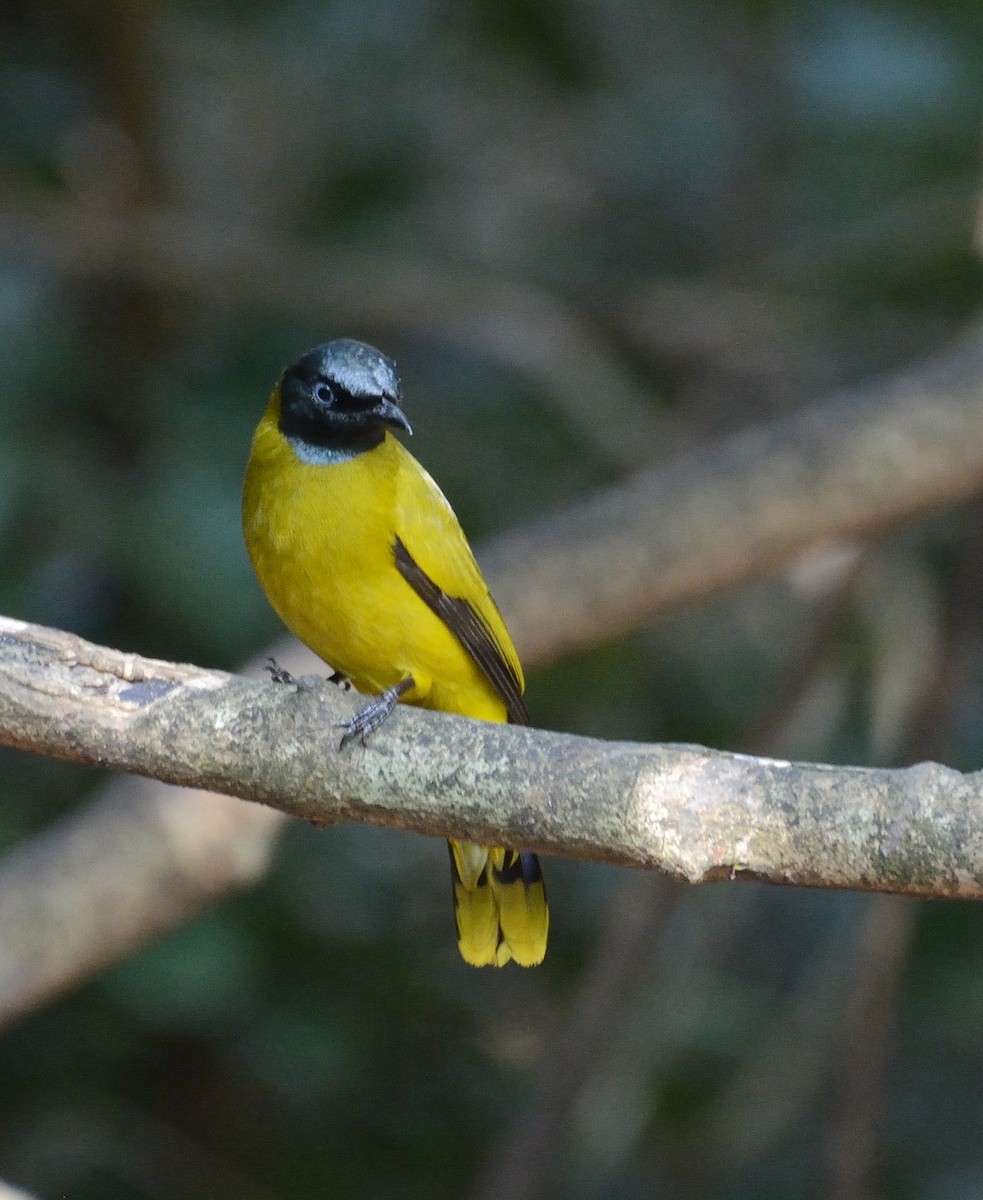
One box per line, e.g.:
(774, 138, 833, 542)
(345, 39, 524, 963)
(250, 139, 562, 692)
(376, 396, 412, 436)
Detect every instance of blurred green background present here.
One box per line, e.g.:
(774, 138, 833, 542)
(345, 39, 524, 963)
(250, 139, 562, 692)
(2, 1, 983, 1197)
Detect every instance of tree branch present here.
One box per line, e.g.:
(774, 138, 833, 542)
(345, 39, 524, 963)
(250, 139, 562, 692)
(0, 772, 281, 1029)
(2, 615, 982, 899)
(485, 322, 983, 665)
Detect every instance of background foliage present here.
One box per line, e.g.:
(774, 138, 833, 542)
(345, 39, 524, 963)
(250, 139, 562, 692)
(2, 1, 983, 1197)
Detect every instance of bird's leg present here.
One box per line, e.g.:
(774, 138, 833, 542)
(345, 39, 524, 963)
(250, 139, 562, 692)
(266, 656, 350, 690)
(340, 676, 415, 747)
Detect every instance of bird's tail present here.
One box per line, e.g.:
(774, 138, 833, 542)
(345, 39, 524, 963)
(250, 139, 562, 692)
(448, 839, 548, 967)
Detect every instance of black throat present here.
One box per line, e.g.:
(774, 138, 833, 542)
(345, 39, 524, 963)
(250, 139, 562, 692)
(278, 397, 386, 457)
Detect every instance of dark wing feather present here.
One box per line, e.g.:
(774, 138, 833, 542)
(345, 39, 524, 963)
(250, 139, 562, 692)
(393, 536, 529, 725)
(492, 850, 543, 886)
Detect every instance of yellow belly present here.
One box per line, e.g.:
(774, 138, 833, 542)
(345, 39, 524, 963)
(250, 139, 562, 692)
(242, 417, 506, 722)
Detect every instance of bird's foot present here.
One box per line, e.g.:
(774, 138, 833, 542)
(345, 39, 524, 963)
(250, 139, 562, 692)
(265, 656, 297, 686)
(266, 657, 351, 692)
(339, 677, 414, 748)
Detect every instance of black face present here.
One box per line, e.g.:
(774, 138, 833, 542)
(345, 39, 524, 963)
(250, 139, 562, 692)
(277, 338, 412, 453)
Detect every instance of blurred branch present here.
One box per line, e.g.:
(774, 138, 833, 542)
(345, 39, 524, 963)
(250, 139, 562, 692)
(486, 323, 983, 665)
(817, 517, 983, 1200)
(0, 771, 280, 1031)
(820, 895, 916, 1200)
(470, 872, 682, 1200)
(3, 615, 983, 979)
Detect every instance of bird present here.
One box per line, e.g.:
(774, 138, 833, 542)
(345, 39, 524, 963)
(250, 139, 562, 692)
(242, 338, 548, 966)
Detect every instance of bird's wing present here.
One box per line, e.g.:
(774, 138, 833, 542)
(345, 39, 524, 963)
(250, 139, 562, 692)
(392, 450, 528, 725)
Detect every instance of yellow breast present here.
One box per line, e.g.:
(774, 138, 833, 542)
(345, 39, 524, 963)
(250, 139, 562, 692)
(242, 407, 514, 722)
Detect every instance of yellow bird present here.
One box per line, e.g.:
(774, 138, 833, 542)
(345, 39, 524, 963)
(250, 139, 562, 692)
(242, 338, 548, 966)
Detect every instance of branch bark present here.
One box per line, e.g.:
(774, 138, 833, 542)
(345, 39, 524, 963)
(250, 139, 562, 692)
(2, 615, 983, 896)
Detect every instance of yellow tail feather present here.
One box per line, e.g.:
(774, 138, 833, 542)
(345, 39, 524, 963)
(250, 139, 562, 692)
(449, 840, 548, 968)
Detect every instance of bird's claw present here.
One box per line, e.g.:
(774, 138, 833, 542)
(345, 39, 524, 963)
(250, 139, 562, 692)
(267, 658, 353, 692)
(266, 656, 296, 686)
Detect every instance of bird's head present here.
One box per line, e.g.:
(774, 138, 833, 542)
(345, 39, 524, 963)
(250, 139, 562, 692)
(276, 338, 412, 455)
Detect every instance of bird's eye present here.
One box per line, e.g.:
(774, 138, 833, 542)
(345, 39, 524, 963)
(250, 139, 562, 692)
(313, 381, 335, 406)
